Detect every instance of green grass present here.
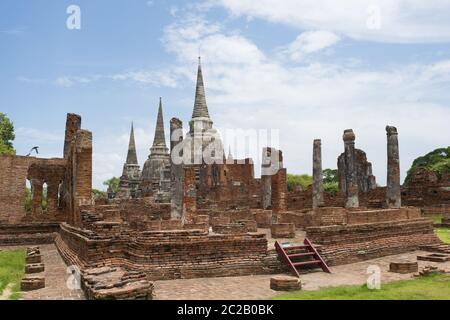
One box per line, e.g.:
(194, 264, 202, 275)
(428, 214, 443, 224)
(0, 249, 25, 300)
(273, 274, 450, 300)
(435, 228, 450, 244)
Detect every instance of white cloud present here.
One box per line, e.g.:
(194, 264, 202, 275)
(54, 77, 74, 88)
(213, 0, 450, 43)
(159, 15, 450, 184)
(15, 127, 61, 143)
(22, 71, 180, 89)
(278, 30, 340, 62)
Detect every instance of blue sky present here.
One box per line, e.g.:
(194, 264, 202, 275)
(2, 0, 450, 189)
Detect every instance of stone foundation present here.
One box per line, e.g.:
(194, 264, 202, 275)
(21, 276, 45, 291)
(25, 263, 45, 274)
(417, 253, 450, 262)
(270, 223, 296, 238)
(307, 218, 441, 265)
(270, 276, 301, 291)
(252, 210, 273, 228)
(56, 223, 279, 280)
(389, 261, 418, 274)
(213, 223, 248, 234)
(81, 267, 153, 300)
(0, 223, 60, 246)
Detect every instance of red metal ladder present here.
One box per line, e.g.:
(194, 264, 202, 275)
(275, 238, 331, 277)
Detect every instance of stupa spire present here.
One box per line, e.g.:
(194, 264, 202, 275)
(191, 57, 210, 119)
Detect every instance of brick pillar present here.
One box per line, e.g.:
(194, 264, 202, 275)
(73, 129, 92, 227)
(31, 178, 43, 215)
(386, 125, 401, 208)
(64, 114, 81, 158)
(272, 168, 287, 213)
(170, 118, 184, 219)
(261, 147, 283, 210)
(261, 175, 272, 209)
(312, 139, 324, 208)
(182, 166, 197, 224)
(343, 129, 359, 208)
(46, 179, 60, 215)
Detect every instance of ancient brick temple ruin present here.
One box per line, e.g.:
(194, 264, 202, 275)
(1, 59, 449, 299)
(0, 113, 92, 243)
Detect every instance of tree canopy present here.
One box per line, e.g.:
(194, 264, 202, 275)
(103, 177, 120, 193)
(0, 113, 15, 155)
(287, 169, 339, 193)
(405, 147, 450, 182)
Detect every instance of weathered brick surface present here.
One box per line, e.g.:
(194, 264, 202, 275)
(307, 218, 441, 265)
(389, 261, 418, 274)
(56, 223, 279, 280)
(270, 223, 296, 238)
(21, 275, 45, 291)
(270, 276, 301, 291)
(25, 263, 45, 274)
(81, 267, 154, 300)
(212, 223, 247, 234)
(0, 223, 59, 246)
(252, 210, 273, 228)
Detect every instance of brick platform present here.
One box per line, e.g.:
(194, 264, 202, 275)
(270, 276, 301, 291)
(21, 276, 45, 291)
(389, 261, 418, 274)
(270, 223, 296, 238)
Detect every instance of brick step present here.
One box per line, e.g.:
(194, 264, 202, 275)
(284, 245, 310, 251)
(288, 252, 315, 258)
(275, 238, 331, 277)
(292, 260, 322, 267)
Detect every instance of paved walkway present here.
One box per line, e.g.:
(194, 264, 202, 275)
(2, 245, 449, 300)
(154, 251, 450, 300)
(0, 244, 85, 300)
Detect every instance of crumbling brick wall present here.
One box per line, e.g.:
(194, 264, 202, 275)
(57, 223, 280, 280)
(0, 113, 92, 233)
(307, 218, 440, 265)
(0, 156, 67, 224)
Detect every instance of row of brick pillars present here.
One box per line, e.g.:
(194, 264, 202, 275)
(29, 179, 62, 215)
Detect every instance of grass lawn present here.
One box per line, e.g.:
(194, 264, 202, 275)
(428, 214, 443, 224)
(273, 274, 450, 300)
(0, 249, 25, 300)
(435, 228, 450, 244)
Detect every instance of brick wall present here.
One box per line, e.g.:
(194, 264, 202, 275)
(307, 218, 441, 265)
(0, 155, 67, 224)
(57, 223, 281, 280)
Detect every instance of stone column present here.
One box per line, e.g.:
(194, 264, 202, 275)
(31, 178, 43, 215)
(386, 126, 401, 208)
(343, 129, 359, 208)
(312, 139, 324, 208)
(261, 148, 272, 209)
(170, 118, 184, 219)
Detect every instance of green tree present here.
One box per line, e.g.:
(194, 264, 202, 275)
(92, 189, 107, 200)
(103, 177, 120, 193)
(287, 174, 313, 192)
(0, 113, 15, 155)
(323, 168, 339, 194)
(323, 169, 338, 184)
(405, 147, 450, 182)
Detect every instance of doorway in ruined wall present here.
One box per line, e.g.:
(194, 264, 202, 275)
(58, 180, 63, 208)
(42, 182, 48, 213)
(24, 179, 32, 213)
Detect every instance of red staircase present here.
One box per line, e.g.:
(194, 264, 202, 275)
(275, 238, 331, 277)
